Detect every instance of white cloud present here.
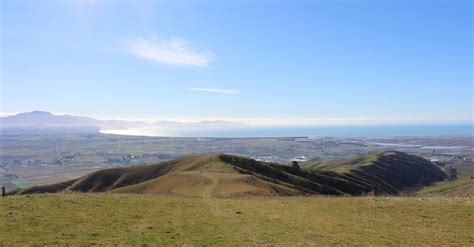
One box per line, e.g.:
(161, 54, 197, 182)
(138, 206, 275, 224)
(126, 38, 213, 67)
(186, 88, 239, 95)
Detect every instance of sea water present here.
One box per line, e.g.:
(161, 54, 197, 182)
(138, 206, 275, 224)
(101, 125, 473, 138)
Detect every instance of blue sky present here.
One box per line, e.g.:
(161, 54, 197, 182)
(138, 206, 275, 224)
(1, 0, 472, 125)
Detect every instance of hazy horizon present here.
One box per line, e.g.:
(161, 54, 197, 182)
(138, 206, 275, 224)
(0, 110, 473, 126)
(1, 0, 472, 126)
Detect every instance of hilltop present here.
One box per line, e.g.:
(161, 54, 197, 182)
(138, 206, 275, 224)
(8, 151, 446, 197)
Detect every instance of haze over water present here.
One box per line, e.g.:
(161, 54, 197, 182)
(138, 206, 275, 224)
(101, 125, 474, 138)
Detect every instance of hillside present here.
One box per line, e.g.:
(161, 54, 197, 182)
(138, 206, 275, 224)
(8, 155, 301, 197)
(301, 151, 447, 195)
(8, 151, 446, 197)
(417, 179, 474, 197)
(1, 194, 472, 245)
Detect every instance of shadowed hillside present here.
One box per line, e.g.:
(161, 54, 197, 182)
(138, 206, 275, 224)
(301, 151, 447, 195)
(8, 151, 446, 197)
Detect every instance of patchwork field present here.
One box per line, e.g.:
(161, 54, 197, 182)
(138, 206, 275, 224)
(1, 194, 473, 245)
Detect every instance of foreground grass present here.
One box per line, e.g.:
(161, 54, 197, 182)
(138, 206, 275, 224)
(1, 194, 473, 246)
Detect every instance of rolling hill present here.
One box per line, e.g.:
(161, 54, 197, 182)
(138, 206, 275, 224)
(8, 151, 446, 197)
(417, 179, 474, 197)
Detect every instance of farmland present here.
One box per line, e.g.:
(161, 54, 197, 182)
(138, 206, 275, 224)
(1, 133, 472, 191)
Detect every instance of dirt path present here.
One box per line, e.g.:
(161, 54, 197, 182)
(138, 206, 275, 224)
(201, 172, 219, 199)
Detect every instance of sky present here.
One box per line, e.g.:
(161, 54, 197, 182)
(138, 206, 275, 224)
(1, 0, 472, 125)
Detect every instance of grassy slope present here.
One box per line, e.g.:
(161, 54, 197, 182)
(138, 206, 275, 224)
(298, 151, 447, 195)
(8, 154, 306, 197)
(302, 154, 379, 172)
(1, 194, 473, 246)
(8, 152, 447, 197)
(417, 179, 474, 197)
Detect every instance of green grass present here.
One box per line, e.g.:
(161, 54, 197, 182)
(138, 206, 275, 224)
(212, 161, 235, 171)
(418, 179, 474, 197)
(9, 178, 29, 188)
(1, 194, 473, 246)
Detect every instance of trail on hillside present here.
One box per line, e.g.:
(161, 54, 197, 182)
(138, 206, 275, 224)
(200, 172, 225, 216)
(201, 172, 219, 199)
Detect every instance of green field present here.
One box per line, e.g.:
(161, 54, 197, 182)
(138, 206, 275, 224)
(9, 178, 29, 188)
(1, 194, 472, 245)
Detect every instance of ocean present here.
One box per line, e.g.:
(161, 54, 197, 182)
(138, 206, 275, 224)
(100, 125, 474, 138)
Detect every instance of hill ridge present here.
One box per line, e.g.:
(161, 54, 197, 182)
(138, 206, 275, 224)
(8, 151, 446, 197)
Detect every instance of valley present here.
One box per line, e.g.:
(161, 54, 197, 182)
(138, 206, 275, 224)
(2, 0, 472, 245)
(1, 133, 472, 191)
(1, 127, 473, 245)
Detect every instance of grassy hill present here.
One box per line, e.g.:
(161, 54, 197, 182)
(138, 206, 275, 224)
(8, 151, 446, 197)
(417, 179, 474, 197)
(301, 151, 447, 195)
(2, 152, 470, 245)
(1, 194, 472, 245)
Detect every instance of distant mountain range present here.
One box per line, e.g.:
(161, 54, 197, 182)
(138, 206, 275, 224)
(0, 111, 245, 134)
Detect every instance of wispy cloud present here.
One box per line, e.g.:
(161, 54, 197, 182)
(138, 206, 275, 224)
(126, 38, 213, 67)
(186, 88, 239, 95)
